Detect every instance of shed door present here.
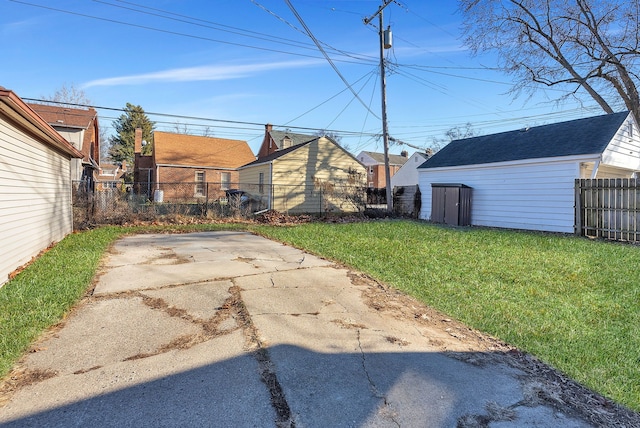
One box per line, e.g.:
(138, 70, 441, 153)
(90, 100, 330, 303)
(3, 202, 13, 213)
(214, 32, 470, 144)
(431, 186, 446, 223)
(444, 187, 460, 225)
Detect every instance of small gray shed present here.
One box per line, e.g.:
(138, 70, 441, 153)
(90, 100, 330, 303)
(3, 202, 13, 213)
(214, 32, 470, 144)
(430, 183, 472, 226)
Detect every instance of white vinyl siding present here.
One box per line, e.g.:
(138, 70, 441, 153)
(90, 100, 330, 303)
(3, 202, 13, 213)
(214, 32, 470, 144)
(419, 159, 581, 233)
(391, 152, 426, 188)
(601, 116, 640, 171)
(0, 116, 73, 286)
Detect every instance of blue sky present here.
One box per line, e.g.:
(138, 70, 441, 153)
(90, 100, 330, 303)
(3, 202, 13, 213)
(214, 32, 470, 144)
(2, 0, 606, 156)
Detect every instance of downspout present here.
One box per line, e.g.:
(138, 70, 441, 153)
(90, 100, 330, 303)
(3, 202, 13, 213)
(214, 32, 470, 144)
(268, 162, 273, 210)
(590, 157, 601, 179)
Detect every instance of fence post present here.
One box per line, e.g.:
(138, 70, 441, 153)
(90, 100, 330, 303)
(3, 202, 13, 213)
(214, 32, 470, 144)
(574, 179, 582, 236)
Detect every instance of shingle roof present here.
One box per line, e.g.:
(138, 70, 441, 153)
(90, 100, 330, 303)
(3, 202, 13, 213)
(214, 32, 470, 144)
(361, 151, 410, 166)
(153, 131, 255, 168)
(0, 89, 82, 158)
(27, 103, 97, 129)
(241, 140, 315, 167)
(270, 130, 316, 148)
(421, 111, 630, 169)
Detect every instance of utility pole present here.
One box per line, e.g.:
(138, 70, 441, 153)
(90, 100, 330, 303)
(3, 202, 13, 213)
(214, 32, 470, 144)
(364, 0, 395, 211)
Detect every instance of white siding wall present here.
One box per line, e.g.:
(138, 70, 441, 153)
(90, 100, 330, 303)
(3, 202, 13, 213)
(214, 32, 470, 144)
(0, 117, 73, 286)
(390, 152, 427, 188)
(419, 159, 582, 233)
(601, 115, 640, 171)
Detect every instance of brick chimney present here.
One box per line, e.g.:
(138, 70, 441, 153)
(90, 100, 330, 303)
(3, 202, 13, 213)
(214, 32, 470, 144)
(401, 150, 408, 158)
(257, 123, 275, 159)
(134, 128, 143, 154)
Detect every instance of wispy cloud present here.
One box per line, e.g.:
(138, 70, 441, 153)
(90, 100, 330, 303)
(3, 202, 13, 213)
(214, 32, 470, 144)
(2, 17, 40, 36)
(82, 59, 321, 88)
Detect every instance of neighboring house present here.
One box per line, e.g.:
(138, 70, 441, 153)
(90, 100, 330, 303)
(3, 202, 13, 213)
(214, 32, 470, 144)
(257, 124, 318, 159)
(418, 111, 640, 233)
(357, 150, 409, 189)
(390, 151, 430, 216)
(0, 87, 82, 286)
(96, 161, 127, 190)
(239, 134, 367, 214)
(390, 151, 430, 188)
(27, 102, 100, 185)
(139, 131, 255, 201)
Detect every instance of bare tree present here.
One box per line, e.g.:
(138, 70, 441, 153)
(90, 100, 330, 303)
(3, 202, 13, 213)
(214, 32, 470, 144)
(430, 122, 476, 152)
(42, 83, 91, 107)
(460, 0, 640, 124)
(172, 121, 214, 137)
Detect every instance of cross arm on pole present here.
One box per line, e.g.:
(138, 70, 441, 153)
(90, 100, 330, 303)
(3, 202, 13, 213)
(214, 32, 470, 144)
(363, 0, 395, 25)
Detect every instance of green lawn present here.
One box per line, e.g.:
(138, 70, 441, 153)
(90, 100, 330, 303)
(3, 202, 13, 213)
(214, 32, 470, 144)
(253, 220, 640, 411)
(1, 220, 638, 412)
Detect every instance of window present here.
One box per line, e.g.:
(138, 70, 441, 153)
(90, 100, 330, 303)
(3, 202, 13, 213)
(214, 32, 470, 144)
(259, 172, 265, 194)
(221, 172, 231, 190)
(195, 171, 205, 196)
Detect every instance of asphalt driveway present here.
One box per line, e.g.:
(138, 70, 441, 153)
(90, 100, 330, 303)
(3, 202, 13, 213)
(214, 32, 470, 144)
(0, 231, 630, 427)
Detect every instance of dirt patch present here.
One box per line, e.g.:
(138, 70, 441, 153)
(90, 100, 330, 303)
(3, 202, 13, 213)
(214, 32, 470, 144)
(331, 318, 368, 330)
(73, 365, 103, 375)
(0, 369, 57, 406)
(348, 271, 509, 354)
(144, 247, 191, 265)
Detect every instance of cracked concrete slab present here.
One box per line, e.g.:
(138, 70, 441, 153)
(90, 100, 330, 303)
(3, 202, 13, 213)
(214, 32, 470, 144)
(0, 332, 275, 427)
(141, 280, 233, 321)
(21, 297, 200, 375)
(1, 231, 632, 427)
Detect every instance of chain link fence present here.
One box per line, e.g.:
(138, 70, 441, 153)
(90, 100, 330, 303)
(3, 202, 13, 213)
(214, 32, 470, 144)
(73, 180, 368, 229)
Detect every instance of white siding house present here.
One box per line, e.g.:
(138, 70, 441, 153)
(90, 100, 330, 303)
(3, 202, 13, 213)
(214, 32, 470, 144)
(390, 151, 430, 188)
(419, 112, 640, 233)
(0, 87, 82, 286)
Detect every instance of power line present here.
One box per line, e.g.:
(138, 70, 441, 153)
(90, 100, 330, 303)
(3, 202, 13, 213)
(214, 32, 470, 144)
(22, 97, 380, 137)
(284, 0, 382, 120)
(8, 0, 333, 61)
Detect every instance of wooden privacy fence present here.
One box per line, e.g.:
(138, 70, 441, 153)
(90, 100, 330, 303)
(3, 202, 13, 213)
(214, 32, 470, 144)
(575, 178, 640, 242)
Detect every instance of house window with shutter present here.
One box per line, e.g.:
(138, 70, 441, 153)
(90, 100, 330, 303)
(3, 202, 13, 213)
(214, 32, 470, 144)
(221, 172, 231, 190)
(195, 171, 205, 196)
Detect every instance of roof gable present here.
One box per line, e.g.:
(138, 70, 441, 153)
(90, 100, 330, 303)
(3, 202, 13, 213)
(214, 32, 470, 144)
(421, 111, 630, 169)
(270, 130, 316, 149)
(242, 140, 315, 167)
(0, 88, 82, 158)
(153, 131, 255, 168)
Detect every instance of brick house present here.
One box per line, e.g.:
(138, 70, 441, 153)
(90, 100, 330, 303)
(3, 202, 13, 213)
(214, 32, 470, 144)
(134, 130, 255, 201)
(357, 150, 409, 189)
(257, 123, 318, 159)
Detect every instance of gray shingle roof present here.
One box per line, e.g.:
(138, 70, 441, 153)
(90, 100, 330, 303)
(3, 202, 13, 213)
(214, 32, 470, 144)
(241, 140, 315, 167)
(362, 151, 410, 166)
(420, 111, 630, 169)
(270, 130, 316, 148)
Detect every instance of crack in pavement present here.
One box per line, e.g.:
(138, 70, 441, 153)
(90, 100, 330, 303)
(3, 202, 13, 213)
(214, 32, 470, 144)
(229, 283, 295, 428)
(356, 330, 400, 427)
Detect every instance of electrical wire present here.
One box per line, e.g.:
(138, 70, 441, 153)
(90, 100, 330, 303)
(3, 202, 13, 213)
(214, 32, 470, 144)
(284, 0, 382, 120)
